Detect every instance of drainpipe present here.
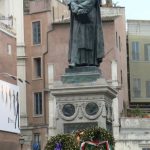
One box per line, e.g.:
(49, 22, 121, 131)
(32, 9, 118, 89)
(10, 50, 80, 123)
(43, 26, 54, 127)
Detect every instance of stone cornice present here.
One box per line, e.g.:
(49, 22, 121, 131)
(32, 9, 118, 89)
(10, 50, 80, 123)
(51, 83, 117, 99)
(0, 22, 16, 37)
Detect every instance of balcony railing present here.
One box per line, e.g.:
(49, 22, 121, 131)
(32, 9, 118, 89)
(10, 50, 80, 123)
(0, 15, 16, 36)
(101, 7, 125, 18)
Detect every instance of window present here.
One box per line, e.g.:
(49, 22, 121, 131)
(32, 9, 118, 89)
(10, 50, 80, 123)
(33, 133, 41, 150)
(119, 36, 121, 51)
(34, 92, 42, 115)
(146, 81, 150, 97)
(33, 57, 42, 78)
(116, 32, 118, 48)
(142, 148, 150, 150)
(133, 78, 141, 97)
(144, 44, 150, 61)
(7, 44, 12, 55)
(120, 70, 123, 84)
(132, 41, 139, 60)
(32, 21, 41, 45)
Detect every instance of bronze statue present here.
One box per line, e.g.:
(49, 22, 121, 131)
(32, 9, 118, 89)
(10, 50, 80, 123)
(67, 0, 104, 67)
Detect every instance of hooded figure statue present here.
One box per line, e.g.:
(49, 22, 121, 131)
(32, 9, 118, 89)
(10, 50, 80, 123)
(67, 0, 104, 67)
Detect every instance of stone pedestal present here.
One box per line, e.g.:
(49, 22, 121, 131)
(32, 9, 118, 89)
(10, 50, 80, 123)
(61, 66, 101, 83)
(49, 67, 117, 135)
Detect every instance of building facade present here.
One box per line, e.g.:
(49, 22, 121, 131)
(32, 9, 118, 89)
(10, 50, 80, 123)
(46, 6, 128, 137)
(0, 1, 20, 150)
(0, 0, 131, 149)
(116, 19, 150, 150)
(23, 0, 128, 148)
(115, 117, 150, 150)
(127, 20, 150, 109)
(23, 0, 55, 149)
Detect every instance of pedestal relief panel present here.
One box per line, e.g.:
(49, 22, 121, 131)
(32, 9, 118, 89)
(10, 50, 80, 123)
(49, 77, 117, 135)
(57, 101, 104, 121)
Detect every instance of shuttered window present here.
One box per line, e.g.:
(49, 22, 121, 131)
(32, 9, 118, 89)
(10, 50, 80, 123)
(133, 78, 141, 97)
(34, 92, 42, 115)
(144, 44, 150, 61)
(33, 57, 42, 78)
(132, 42, 139, 60)
(146, 81, 150, 97)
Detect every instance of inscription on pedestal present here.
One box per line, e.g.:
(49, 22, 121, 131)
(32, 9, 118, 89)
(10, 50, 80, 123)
(64, 122, 98, 133)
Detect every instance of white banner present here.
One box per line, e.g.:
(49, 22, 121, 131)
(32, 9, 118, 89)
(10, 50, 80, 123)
(0, 80, 20, 133)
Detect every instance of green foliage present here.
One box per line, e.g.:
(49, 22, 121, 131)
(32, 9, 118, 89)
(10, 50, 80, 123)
(45, 134, 78, 150)
(78, 127, 114, 147)
(127, 108, 144, 117)
(77, 127, 115, 150)
(45, 127, 115, 150)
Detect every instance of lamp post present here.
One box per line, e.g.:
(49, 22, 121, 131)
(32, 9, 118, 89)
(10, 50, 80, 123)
(19, 136, 25, 150)
(0, 72, 30, 84)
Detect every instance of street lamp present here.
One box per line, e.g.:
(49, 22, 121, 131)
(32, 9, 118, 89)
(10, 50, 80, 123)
(19, 136, 25, 150)
(0, 72, 30, 84)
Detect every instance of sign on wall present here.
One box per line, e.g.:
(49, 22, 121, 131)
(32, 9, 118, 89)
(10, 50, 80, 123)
(0, 80, 20, 133)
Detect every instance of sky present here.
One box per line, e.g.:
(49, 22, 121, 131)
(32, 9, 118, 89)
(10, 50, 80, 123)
(113, 0, 150, 20)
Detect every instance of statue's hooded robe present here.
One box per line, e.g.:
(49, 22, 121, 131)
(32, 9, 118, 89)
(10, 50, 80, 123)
(68, 0, 104, 66)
